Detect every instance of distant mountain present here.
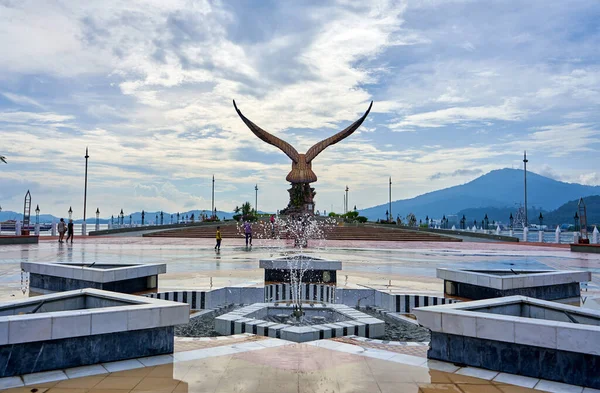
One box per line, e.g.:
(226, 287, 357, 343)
(361, 168, 600, 221)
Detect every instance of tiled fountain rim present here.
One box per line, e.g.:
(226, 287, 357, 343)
(21, 261, 167, 283)
(413, 295, 600, 355)
(259, 254, 342, 270)
(0, 288, 189, 345)
(436, 268, 591, 290)
(215, 302, 384, 342)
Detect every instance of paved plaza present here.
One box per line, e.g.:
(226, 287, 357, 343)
(1, 236, 600, 392)
(1, 236, 598, 306)
(0, 334, 584, 393)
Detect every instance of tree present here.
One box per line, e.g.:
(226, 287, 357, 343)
(241, 202, 252, 216)
(406, 213, 417, 227)
(234, 206, 240, 214)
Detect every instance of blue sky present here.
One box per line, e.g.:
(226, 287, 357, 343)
(1, 0, 599, 218)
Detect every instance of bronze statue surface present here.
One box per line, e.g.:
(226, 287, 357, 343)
(233, 100, 373, 184)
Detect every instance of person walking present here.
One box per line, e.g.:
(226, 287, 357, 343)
(65, 219, 74, 243)
(57, 218, 66, 243)
(243, 221, 252, 246)
(215, 226, 222, 250)
(270, 214, 275, 238)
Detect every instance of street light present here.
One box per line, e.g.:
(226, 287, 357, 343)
(509, 213, 514, 230)
(484, 214, 489, 230)
(111, 215, 114, 225)
(255, 184, 258, 214)
(425, 215, 429, 227)
(155, 213, 158, 224)
(129, 214, 132, 226)
(160, 211, 164, 225)
(68, 206, 73, 219)
(442, 215, 446, 229)
(141, 210, 145, 225)
(120, 209, 124, 226)
(170, 214, 173, 224)
(539, 212, 544, 228)
(177, 212, 180, 223)
(96, 208, 100, 229)
(35, 205, 40, 224)
(574, 212, 579, 232)
(386, 210, 389, 222)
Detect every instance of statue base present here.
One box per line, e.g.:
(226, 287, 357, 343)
(281, 183, 315, 216)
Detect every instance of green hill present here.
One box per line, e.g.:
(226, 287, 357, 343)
(544, 196, 600, 227)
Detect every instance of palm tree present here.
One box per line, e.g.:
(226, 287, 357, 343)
(241, 202, 252, 217)
(0, 156, 6, 164)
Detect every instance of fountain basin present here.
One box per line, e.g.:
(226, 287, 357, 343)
(215, 303, 384, 342)
(413, 296, 600, 389)
(437, 268, 590, 302)
(22, 262, 166, 294)
(0, 288, 189, 377)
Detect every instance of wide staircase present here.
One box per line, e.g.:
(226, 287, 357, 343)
(144, 223, 461, 242)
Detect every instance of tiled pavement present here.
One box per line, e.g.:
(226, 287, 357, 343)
(2, 335, 599, 393)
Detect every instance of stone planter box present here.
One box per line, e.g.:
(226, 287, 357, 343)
(215, 303, 384, 342)
(0, 288, 189, 377)
(22, 262, 167, 294)
(0, 235, 39, 245)
(413, 295, 600, 389)
(437, 268, 590, 302)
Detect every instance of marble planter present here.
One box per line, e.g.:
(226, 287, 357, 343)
(437, 268, 590, 302)
(0, 288, 189, 377)
(22, 262, 167, 294)
(414, 295, 600, 389)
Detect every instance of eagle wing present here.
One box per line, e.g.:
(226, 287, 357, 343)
(233, 100, 299, 163)
(304, 101, 373, 162)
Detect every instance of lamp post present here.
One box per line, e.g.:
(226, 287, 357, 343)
(111, 215, 114, 226)
(35, 205, 40, 225)
(385, 210, 389, 222)
(538, 212, 544, 242)
(539, 212, 543, 227)
(461, 215, 466, 230)
(345, 186, 349, 215)
(120, 209, 124, 226)
(141, 210, 145, 225)
(68, 206, 73, 220)
(523, 151, 528, 227)
(211, 175, 215, 219)
(574, 212, 579, 232)
(155, 213, 158, 225)
(255, 184, 258, 215)
(95, 208, 100, 231)
(426, 215, 429, 228)
(83, 147, 89, 236)
(129, 214, 132, 226)
(388, 177, 392, 223)
(484, 214, 489, 231)
(170, 214, 173, 224)
(160, 211, 163, 225)
(442, 215, 446, 229)
(177, 212, 180, 224)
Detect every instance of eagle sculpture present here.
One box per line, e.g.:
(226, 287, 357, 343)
(233, 100, 373, 184)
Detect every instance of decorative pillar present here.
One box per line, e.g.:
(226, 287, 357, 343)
(555, 226, 561, 244)
(51, 219, 57, 236)
(15, 220, 21, 236)
(523, 227, 529, 242)
(538, 230, 543, 243)
(82, 222, 87, 236)
(593, 226, 599, 244)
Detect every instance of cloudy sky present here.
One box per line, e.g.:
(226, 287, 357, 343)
(1, 0, 599, 218)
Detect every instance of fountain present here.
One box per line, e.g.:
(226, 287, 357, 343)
(216, 214, 385, 342)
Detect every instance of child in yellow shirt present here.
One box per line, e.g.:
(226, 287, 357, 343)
(215, 226, 222, 250)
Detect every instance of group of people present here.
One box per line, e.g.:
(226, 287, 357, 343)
(57, 218, 74, 243)
(215, 217, 269, 250)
